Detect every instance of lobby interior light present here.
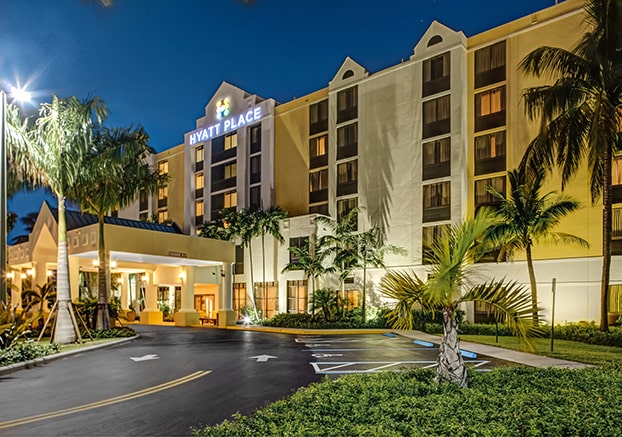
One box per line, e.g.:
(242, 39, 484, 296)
(93, 259, 99, 267)
(110, 260, 117, 269)
(46, 270, 53, 277)
(116, 277, 123, 284)
(26, 268, 34, 277)
(6, 271, 13, 281)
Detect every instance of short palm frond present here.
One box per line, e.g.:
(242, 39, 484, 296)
(380, 270, 431, 330)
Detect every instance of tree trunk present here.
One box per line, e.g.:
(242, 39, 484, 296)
(261, 233, 266, 318)
(95, 216, 110, 330)
(247, 240, 257, 319)
(436, 307, 467, 388)
(600, 145, 613, 332)
(525, 243, 539, 326)
(362, 255, 367, 324)
(53, 195, 77, 344)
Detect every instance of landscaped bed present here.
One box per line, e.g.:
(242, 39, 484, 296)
(192, 365, 622, 437)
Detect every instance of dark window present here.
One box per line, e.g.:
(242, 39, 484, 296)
(211, 133, 237, 163)
(211, 161, 237, 192)
(233, 283, 247, 319)
(337, 160, 358, 196)
(613, 157, 622, 203)
(250, 155, 261, 184)
(287, 280, 308, 313)
(342, 70, 354, 80)
(423, 52, 450, 97)
(309, 134, 328, 169)
(309, 100, 328, 135)
(475, 176, 506, 209)
(427, 35, 443, 46)
(475, 131, 506, 175)
(249, 186, 261, 209)
(337, 86, 358, 123)
(423, 181, 451, 222)
(423, 95, 450, 138)
(289, 237, 309, 265)
(211, 190, 236, 219)
(422, 137, 451, 180)
(337, 197, 358, 222)
(254, 281, 278, 318)
(309, 169, 328, 204)
(475, 86, 506, 132)
(235, 245, 245, 275)
(139, 212, 148, 221)
(337, 123, 358, 160)
(139, 189, 148, 212)
(613, 208, 622, 255)
(309, 204, 329, 215)
(475, 41, 506, 88)
(250, 124, 262, 154)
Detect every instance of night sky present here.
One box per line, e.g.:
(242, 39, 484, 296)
(1, 0, 566, 240)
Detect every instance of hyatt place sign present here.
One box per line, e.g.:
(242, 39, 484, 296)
(188, 106, 262, 146)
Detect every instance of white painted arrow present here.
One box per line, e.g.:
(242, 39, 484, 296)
(249, 354, 277, 362)
(130, 354, 160, 362)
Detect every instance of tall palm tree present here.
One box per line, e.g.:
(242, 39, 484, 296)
(519, 0, 622, 331)
(486, 166, 588, 325)
(380, 211, 534, 387)
(257, 206, 287, 316)
(68, 126, 159, 329)
(20, 95, 107, 344)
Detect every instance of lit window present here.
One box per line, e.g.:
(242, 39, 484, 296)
(224, 133, 238, 150)
(224, 190, 237, 208)
(195, 146, 204, 163)
(195, 173, 204, 190)
(195, 200, 204, 217)
(476, 87, 506, 116)
(310, 135, 328, 158)
(309, 169, 328, 193)
(225, 162, 237, 179)
(613, 156, 622, 185)
(158, 186, 168, 200)
(158, 210, 168, 223)
(158, 160, 168, 175)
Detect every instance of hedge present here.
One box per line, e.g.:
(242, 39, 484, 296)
(0, 342, 60, 367)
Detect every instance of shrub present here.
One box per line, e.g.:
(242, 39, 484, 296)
(80, 327, 136, 339)
(0, 303, 40, 349)
(193, 366, 622, 437)
(261, 308, 390, 329)
(0, 341, 60, 367)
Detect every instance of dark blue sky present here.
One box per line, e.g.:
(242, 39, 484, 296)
(1, 0, 565, 240)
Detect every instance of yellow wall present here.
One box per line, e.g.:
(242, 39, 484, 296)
(157, 144, 186, 227)
(274, 88, 328, 217)
(467, 0, 602, 261)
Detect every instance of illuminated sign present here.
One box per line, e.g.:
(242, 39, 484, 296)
(216, 97, 230, 119)
(188, 106, 262, 146)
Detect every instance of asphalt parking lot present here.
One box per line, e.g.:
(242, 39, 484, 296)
(296, 333, 512, 376)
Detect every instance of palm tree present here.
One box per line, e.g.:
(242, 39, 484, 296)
(19, 95, 107, 344)
(357, 226, 406, 323)
(486, 166, 588, 325)
(256, 206, 287, 316)
(519, 0, 622, 331)
(68, 126, 159, 330)
(380, 211, 535, 387)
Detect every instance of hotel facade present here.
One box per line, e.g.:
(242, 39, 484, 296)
(9, 0, 622, 325)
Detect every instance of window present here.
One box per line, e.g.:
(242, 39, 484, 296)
(250, 155, 261, 184)
(310, 100, 328, 135)
(224, 190, 237, 208)
(211, 161, 237, 191)
(475, 176, 506, 208)
(609, 284, 622, 313)
(309, 204, 329, 215)
(423, 181, 451, 222)
(195, 146, 204, 171)
(475, 131, 506, 175)
(211, 190, 237, 219)
(613, 208, 622, 255)
(289, 237, 309, 265)
(250, 186, 261, 208)
(475, 41, 506, 88)
(195, 173, 204, 198)
(423, 95, 451, 138)
(337, 86, 358, 123)
(613, 156, 622, 203)
(234, 245, 245, 275)
(337, 160, 358, 196)
(287, 280, 308, 314)
(337, 197, 358, 221)
(139, 189, 148, 212)
(309, 169, 328, 203)
(427, 35, 442, 46)
(195, 200, 204, 226)
(250, 124, 261, 153)
(422, 137, 451, 180)
(158, 160, 168, 175)
(158, 210, 168, 223)
(342, 70, 354, 79)
(337, 123, 358, 159)
(255, 281, 278, 319)
(422, 225, 448, 263)
(157, 185, 168, 208)
(310, 134, 328, 168)
(224, 132, 238, 150)
(233, 283, 246, 319)
(475, 86, 506, 132)
(423, 52, 450, 97)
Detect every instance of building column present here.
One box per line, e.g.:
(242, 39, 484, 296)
(174, 266, 199, 326)
(140, 271, 163, 324)
(218, 262, 236, 327)
(119, 273, 128, 309)
(69, 256, 81, 301)
(8, 270, 20, 310)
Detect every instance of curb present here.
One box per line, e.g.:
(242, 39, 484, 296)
(0, 335, 140, 376)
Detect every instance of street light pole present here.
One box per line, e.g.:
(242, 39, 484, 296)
(1, 89, 7, 304)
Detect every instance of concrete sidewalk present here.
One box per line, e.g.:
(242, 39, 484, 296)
(222, 324, 592, 369)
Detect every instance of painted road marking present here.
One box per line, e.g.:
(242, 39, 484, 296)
(310, 361, 491, 375)
(249, 354, 277, 362)
(129, 354, 159, 362)
(311, 353, 344, 358)
(302, 347, 439, 352)
(0, 370, 211, 430)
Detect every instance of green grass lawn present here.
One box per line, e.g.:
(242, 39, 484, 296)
(459, 334, 622, 366)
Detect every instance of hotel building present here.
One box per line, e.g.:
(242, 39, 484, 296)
(10, 0, 622, 325)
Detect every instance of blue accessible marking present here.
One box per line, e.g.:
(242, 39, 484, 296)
(382, 332, 396, 338)
(460, 349, 477, 359)
(413, 339, 434, 347)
